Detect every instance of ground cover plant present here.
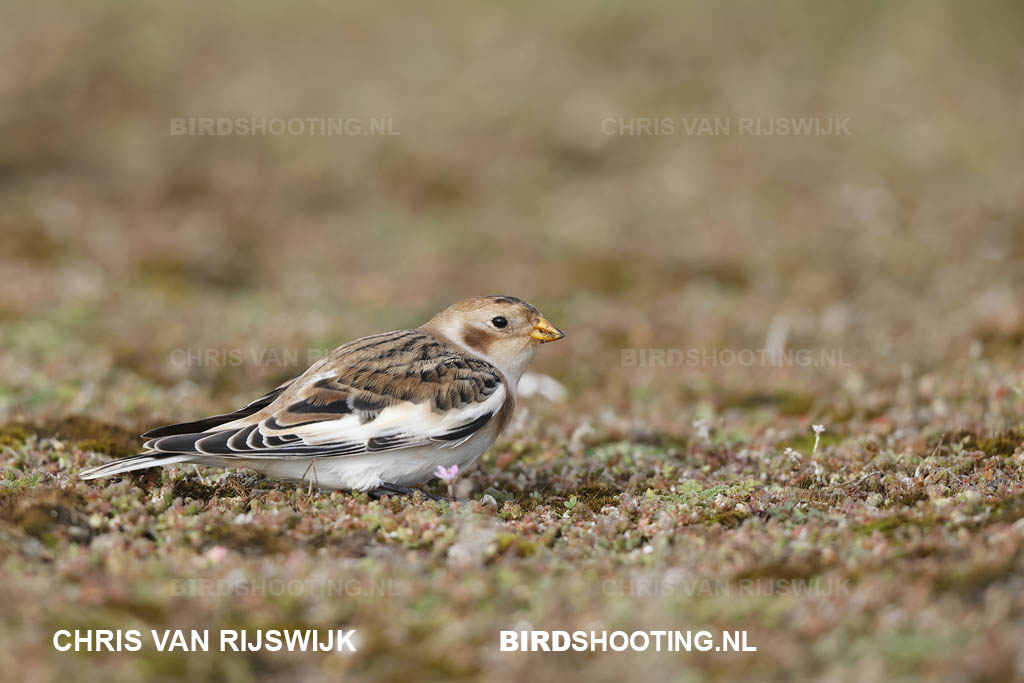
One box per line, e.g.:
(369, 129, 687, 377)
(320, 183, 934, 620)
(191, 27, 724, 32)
(2, 2, 1023, 680)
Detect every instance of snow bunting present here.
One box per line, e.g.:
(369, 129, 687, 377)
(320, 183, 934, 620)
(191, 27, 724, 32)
(79, 296, 564, 495)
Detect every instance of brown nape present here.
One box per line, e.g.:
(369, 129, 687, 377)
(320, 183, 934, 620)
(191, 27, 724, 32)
(460, 323, 495, 354)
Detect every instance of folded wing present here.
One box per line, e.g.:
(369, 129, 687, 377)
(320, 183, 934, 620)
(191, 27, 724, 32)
(142, 330, 508, 461)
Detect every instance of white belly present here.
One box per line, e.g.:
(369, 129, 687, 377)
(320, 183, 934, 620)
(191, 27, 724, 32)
(242, 422, 498, 491)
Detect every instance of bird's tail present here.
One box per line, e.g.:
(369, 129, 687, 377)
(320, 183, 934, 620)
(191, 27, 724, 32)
(79, 453, 193, 480)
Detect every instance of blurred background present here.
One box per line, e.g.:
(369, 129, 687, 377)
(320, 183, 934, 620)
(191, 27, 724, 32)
(2, 2, 1024, 680)
(2, 0, 1022, 430)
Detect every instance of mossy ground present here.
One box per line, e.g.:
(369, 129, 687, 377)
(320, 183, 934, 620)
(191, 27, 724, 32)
(2, 415, 1022, 681)
(3, 1, 1024, 681)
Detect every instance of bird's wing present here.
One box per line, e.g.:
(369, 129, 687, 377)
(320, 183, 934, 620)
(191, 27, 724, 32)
(141, 330, 511, 459)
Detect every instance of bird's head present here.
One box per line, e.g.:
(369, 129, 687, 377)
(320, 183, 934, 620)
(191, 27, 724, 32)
(421, 295, 564, 385)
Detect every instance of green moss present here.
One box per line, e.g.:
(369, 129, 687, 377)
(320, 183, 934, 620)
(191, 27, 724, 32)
(74, 438, 134, 458)
(667, 479, 761, 505)
(703, 508, 751, 528)
(491, 532, 540, 559)
(515, 539, 538, 558)
(495, 532, 517, 552)
(1, 473, 42, 490)
(574, 484, 622, 512)
(969, 431, 1022, 457)
(585, 441, 681, 467)
(44, 416, 140, 458)
(0, 424, 30, 449)
(171, 477, 218, 502)
(498, 502, 523, 520)
(720, 390, 816, 416)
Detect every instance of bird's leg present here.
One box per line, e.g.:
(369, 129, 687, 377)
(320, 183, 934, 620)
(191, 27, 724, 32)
(300, 460, 318, 497)
(368, 483, 445, 502)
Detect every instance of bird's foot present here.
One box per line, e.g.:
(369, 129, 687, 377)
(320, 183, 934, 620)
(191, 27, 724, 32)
(368, 483, 446, 502)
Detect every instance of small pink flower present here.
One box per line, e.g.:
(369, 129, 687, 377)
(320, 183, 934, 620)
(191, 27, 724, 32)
(205, 545, 228, 563)
(434, 465, 459, 482)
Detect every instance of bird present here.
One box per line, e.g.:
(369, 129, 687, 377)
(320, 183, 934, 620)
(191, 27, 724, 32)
(79, 295, 564, 497)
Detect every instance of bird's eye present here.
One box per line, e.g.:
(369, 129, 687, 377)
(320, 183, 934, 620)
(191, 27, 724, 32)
(491, 316, 508, 329)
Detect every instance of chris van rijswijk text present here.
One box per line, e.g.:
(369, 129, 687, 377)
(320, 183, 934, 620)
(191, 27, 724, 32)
(53, 629, 358, 653)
